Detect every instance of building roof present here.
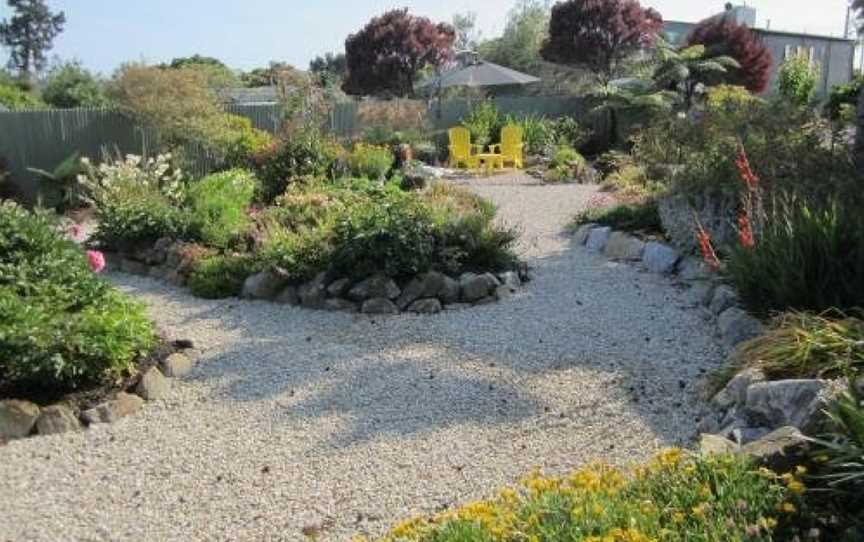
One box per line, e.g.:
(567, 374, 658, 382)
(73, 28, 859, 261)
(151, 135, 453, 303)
(216, 86, 280, 105)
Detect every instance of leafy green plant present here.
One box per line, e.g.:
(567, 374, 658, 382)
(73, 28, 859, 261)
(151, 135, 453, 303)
(187, 254, 255, 299)
(347, 143, 394, 180)
(221, 114, 274, 167)
(187, 169, 257, 249)
(726, 198, 864, 315)
(0, 202, 155, 391)
(0, 83, 45, 109)
(506, 113, 554, 155)
(778, 55, 818, 107)
(370, 450, 792, 542)
(551, 115, 590, 150)
(733, 312, 864, 380)
(461, 101, 500, 148)
(27, 152, 84, 210)
(252, 128, 344, 202)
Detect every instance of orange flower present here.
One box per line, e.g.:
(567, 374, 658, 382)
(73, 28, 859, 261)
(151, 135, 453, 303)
(737, 211, 755, 248)
(695, 223, 721, 272)
(735, 144, 759, 191)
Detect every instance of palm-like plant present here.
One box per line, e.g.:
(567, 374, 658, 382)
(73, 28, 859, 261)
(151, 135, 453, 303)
(652, 41, 740, 111)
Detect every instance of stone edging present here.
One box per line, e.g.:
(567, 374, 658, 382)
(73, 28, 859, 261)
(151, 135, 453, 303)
(573, 223, 764, 350)
(107, 240, 530, 315)
(0, 349, 198, 443)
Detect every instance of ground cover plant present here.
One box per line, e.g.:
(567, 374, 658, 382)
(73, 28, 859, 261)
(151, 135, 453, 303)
(368, 449, 798, 542)
(0, 200, 155, 395)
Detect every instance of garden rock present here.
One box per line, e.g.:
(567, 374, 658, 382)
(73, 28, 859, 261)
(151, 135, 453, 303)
(81, 393, 144, 425)
(142, 237, 173, 265)
(699, 433, 739, 456)
(586, 227, 612, 252)
(349, 275, 401, 302)
(396, 272, 448, 309)
(299, 273, 329, 309)
(718, 308, 763, 348)
(460, 273, 500, 302)
(35, 405, 81, 435)
(440, 275, 461, 304)
(326, 278, 352, 298)
(475, 296, 498, 306)
(498, 271, 522, 290)
(687, 282, 715, 307)
(709, 285, 739, 315)
(241, 270, 286, 301)
(741, 426, 810, 473)
(744, 379, 837, 433)
(604, 232, 645, 261)
(0, 399, 40, 439)
(136, 367, 170, 401)
(161, 353, 193, 378)
(120, 258, 150, 276)
(361, 298, 399, 315)
(573, 223, 597, 245)
(324, 298, 359, 313)
(642, 242, 679, 274)
(678, 257, 712, 282)
(275, 286, 299, 306)
(495, 285, 515, 300)
(712, 368, 766, 410)
(516, 262, 531, 283)
(406, 298, 443, 314)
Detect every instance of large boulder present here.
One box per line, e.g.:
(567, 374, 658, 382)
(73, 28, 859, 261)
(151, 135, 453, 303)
(361, 298, 399, 315)
(0, 399, 41, 439)
(678, 257, 712, 282)
(709, 285, 739, 315)
(741, 426, 811, 473)
(687, 282, 716, 307)
(136, 367, 170, 401)
(275, 286, 300, 306)
(298, 272, 330, 309)
(241, 270, 287, 300)
(744, 379, 839, 433)
(460, 273, 500, 302)
(82, 393, 144, 425)
(324, 298, 359, 313)
(574, 223, 597, 245)
(406, 298, 443, 314)
(718, 308, 763, 348)
(440, 275, 461, 304)
(604, 232, 645, 261)
(642, 242, 680, 274)
(658, 192, 737, 254)
(36, 405, 81, 435)
(349, 275, 401, 302)
(326, 278, 352, 298)
(396, 272, 448, 309)
(160, 352, 193, 378)
(586, 227, 612, 252)
(699, 433, 739, 456)
(712, 368, 767, 410)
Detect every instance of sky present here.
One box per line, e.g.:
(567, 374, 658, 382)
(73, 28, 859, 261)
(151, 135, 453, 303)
(0, 0, 856, 76)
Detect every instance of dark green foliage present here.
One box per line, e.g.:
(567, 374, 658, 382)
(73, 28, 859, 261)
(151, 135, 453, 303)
(252, 129, 343, 202)
(42, 60, 108, 108)
(726, 198, 864, 315)
(574, 200, 663, 235)
(187, 169, 257, 249)
(188, 254, 255, 299)
(94, 195, 188, 252)
(826, 75, 864, 121)
(0, 202, 155, 391)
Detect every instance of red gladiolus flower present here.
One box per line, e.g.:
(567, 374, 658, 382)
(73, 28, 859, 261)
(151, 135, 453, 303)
(735, 144, 759, 191)
(87, 250, 106, 273)
(696, 225, 721, 272)
(738, 211, 755, 249)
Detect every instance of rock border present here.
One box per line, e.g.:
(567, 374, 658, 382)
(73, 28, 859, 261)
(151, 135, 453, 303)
(105, 240, 531, 316)
(0, 349, 199, 444)
(573, 223, 763, 351)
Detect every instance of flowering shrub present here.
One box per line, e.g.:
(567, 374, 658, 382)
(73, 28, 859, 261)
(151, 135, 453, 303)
(252, 128, 344, 202)
(78, 153, 185, 206)
(369, 450, 794, 542)
(347, 143, 394, 180)
(186, 169, 258, 249)
(0, 202, 154, 391)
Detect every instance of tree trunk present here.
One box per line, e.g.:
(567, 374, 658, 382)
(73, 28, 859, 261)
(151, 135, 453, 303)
(855, 89, 864, 171)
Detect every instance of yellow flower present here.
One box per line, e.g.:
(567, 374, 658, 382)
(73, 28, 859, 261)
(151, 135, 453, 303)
(795, 466, 808, 476)
(698, 484, 712, 499)
(672, 512, 685, 523)
(759, 516, 779, 530)
(779, 502, 797, 514)
(787, 480, 806, 495)
(691, 503, 710, 517)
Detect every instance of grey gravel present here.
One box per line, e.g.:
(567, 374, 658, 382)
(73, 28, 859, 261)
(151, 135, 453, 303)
(0, 173, 724, 542)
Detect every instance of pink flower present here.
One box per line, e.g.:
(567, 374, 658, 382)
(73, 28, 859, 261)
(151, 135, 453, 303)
(87, 250, 106, 273)
(67, 224, 84, 242)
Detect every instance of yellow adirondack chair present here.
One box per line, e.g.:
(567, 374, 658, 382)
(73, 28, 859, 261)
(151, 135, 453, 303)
(448, 127, 479, 169)
(490, 125, 525, 169)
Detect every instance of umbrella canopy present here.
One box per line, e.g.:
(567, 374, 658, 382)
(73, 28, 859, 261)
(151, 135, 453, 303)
(418, 54, 540, 90)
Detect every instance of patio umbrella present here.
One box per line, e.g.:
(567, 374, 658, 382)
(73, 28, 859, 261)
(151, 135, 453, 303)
(418, 52, 541, 91)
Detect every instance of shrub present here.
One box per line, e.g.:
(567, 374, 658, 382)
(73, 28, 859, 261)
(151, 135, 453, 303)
(221, 115, 274, 167)
(733, 312, 864, 381)
(461, 101, 500, 148)
(0, 202, 155, 391)
(511, 113, 555, 155)
(252, 128, 344, 202)
(826, 75, 864, 121)
(187, 254, 255, 299)
(778, 56, 818, 107)
(551, 115, 590, 150)
(92, 194, 188, 251)
(370, 450, 792, 542)
(574, 200, 663, 236)
(257, 225, 334, 282)
(725, 198, 864, 315)
(42, 60, 109, 109)
(347, 143, 394, 180)
(187, 169, 258, 249)
(0, 83, 45, 109)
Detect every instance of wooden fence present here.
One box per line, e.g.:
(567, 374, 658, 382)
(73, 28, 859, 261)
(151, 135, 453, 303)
(0, 97, 591, 203)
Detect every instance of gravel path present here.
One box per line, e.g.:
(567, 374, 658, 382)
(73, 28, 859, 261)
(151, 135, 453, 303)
(0, 174, 723, 542)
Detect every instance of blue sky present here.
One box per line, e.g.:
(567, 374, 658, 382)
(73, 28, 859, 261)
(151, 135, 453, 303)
(0, 0, 854, 76)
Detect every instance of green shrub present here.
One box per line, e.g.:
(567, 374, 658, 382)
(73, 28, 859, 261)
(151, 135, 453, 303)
(826, 75, 864, 121)
(188, 254, 255, 299)
(258, 225, 334, 282)
(0, 202, 155, 391)
(551, 116, 590, 150)
(371, 450, 792, 542)
(252, 128, 344, 202)
(726, 198, 864, 315)
(94, 195, 188, 251)
(221, 115, 274, 167)
(507, 113, 554, 155)
(731, 312, 864, 381)
(574, 200, 664, 236)
(347, 143, 394, 180)
(461, 101, 500, 148)
(187, 169, 257, 249)
(0, 83, 46, 110)
(778, 56, 818, 107)
(551, 145, 584, 169)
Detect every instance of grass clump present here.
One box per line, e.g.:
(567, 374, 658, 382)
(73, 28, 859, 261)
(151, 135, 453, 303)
(369, 450, 794, 542)
(574, 200, 663, 237)
(187, 254, 255, 299)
